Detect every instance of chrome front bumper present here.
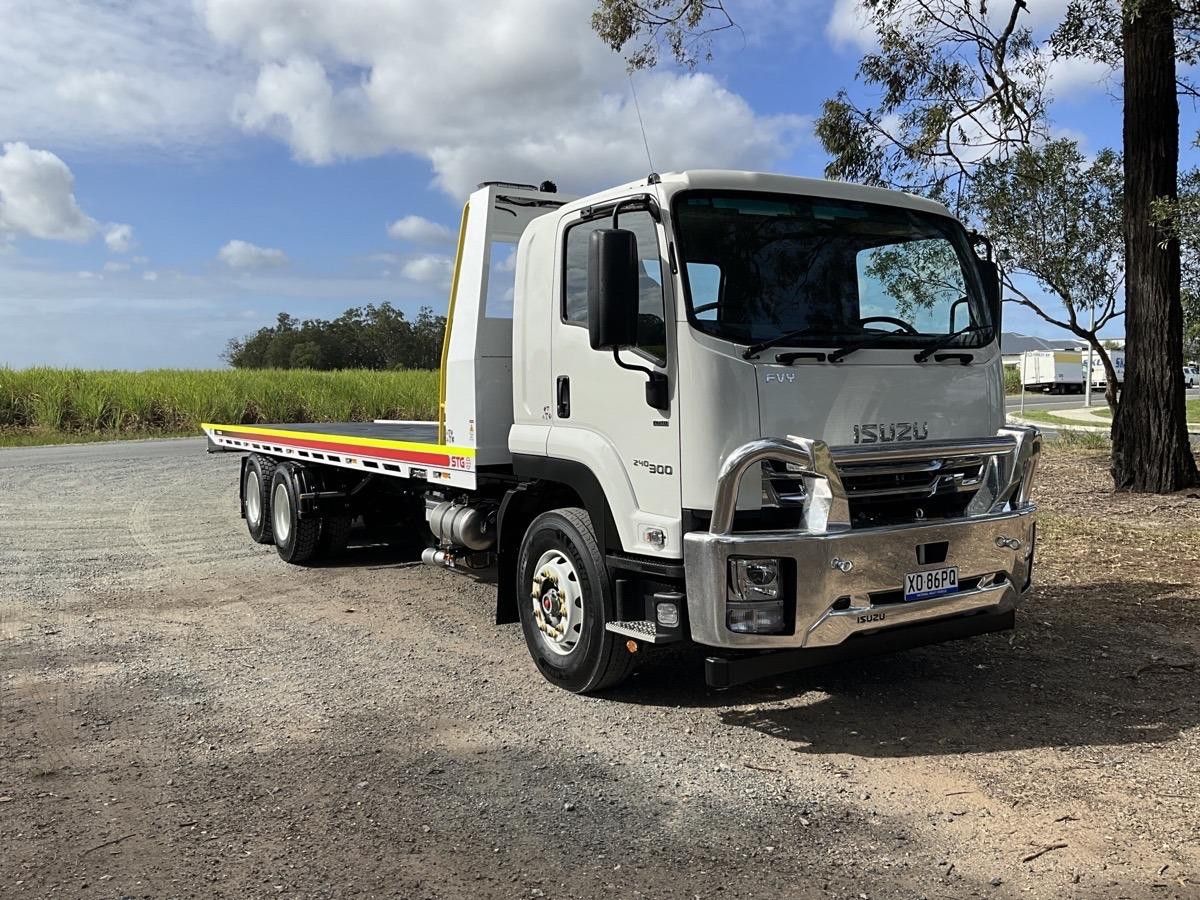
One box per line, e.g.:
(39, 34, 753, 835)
(683, 427, 1040, 651)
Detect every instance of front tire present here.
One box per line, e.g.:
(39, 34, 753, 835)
(270, 463, 321, 564)
(243, 454, 277, 544)
(516, 507, 635, 693)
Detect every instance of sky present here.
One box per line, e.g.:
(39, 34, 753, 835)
(0, 0, 1173, 368)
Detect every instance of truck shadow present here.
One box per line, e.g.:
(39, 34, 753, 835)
(616, 580, 1200, 757)
(305, 540, 501, 583)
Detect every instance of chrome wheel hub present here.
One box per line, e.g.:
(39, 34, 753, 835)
(272, 482, 291, 544)
(531, 549, 583, 656)
(245, 470, 262, 526)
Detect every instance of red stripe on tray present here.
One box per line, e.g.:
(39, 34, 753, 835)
(218, 429, 451, 468)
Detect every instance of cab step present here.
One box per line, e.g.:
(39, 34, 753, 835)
(605, 620, 676, 644)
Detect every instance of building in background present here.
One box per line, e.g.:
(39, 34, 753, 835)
(1001, 333, 1082, 368)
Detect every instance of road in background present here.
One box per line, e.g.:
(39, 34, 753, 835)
(0, 436, 206, 469)
(1008, 387, 1200, 413)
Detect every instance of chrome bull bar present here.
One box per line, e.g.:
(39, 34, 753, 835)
(708, 427, 1041, 537)
(684, 426, 1041, 651)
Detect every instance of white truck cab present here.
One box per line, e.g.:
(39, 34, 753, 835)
(205, 170, 1040, 692)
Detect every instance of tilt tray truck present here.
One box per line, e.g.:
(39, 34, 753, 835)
(204, 170, 1041, 692)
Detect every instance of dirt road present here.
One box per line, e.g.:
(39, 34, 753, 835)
(1, 441, 1197, 899)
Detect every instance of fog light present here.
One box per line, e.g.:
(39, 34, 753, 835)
(729, 557, 781, 602)
(655, 601, 680, 628)
(727, 600, 786, 634)
(727, 557, 785, 634)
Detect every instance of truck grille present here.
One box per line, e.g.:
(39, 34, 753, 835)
(763, 454, 987, 527)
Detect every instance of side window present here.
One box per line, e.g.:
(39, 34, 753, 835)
(563, 211, 667, 361)
(484, 240, 517, 319)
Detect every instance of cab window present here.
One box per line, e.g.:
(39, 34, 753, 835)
(563, 210, 666, 362)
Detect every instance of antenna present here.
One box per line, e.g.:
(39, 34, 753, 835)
(628, 73, 656, 175)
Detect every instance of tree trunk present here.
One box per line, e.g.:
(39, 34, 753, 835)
(1082, 335, 1121, 413)
(1111, 0, 1197, 491)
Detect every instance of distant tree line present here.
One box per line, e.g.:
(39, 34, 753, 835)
(224, 303, 445, 370)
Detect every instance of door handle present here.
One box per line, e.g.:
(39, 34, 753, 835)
(556, 376, 571, 418)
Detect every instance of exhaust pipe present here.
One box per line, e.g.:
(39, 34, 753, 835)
(421, 546, 491, 570)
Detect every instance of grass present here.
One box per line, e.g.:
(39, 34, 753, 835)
(1050, 430, 1111, 450)
(0, 368, 439, 446)
(1012, 408, 1107, 429)
(1088, 398, 1200, 422)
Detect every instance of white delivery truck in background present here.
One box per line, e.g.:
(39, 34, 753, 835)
(1085, 350, 1125, 390)
(1020, 350, 1084, 394)
(203, 171, 1041, 693)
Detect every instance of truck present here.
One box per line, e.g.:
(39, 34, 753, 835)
(1019, 350, 1084, 394)
(203, 170, 1041, 693)
(1085, 349, 1125, 390)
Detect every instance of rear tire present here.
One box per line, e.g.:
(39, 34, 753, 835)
(270, 463, 321, 564)
(243, 454, 276, 544)
(516, 507, 635, 693)
(317, 514, 353, 557)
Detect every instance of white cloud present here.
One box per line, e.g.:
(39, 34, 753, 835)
(103, 261, 131, 273)
(143, 270, 159, 281)
(0, 1, 246, 151)
(826, 0, 873, 50)
(387, 214, 453, 243)
(202, 0, 803, 196)
(217, 238, 287, 269)
(1045, 55, 1115, 98)
(104, 223, 136, 253)
(0, 142, 97, 241)
(400, 254, 452, 285)
(827, 0, 1077, 53)
(0, 2, 801, 197)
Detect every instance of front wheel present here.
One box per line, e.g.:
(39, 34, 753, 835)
(516, 507, 635, 693)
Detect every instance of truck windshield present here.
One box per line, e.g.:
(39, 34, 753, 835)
(673, 190, 993, 351)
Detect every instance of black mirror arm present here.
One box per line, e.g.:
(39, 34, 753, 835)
(613, 348, 669, 409)
(611, 198, 645, 230)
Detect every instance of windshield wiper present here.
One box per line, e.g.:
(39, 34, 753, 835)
(913, 324, 994, 363)
(742, 327, 824, 360)
(827, 332, 909, 363)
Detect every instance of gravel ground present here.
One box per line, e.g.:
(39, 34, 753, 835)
(1, 441, 1198, 900)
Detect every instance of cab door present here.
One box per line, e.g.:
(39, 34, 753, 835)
(547, 204, 682, 558)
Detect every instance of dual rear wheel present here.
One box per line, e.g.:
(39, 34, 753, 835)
(242, 455, 349, 564)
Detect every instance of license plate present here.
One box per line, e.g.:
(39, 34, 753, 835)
(904, 566, 959, 601)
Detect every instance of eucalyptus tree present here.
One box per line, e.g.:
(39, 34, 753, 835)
(969, 141, 1126, 410)
(592, 0, 1200, 491)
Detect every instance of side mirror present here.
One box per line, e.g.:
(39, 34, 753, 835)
(587, 228, 640, 350)
(978, 258, 1003, 337)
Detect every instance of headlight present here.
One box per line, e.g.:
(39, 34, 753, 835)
(728, 557, 786, 634)
(730, 558, 780, 601)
